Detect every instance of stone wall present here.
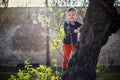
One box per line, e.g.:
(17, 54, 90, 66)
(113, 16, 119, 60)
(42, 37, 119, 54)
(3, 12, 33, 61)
(98, 29, 120, 66)
(98, 7, 120, 66)
(0, 8, 53, 66)
(0, 7, 120, 67)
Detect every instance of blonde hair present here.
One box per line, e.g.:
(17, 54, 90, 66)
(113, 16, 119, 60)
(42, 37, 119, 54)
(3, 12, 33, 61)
(66, 8, 77, 14)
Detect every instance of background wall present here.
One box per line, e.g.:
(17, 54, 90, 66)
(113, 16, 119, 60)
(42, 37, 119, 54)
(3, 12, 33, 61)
(0, 8, 51, 66)
(0, 7, 120, 67)
(98, 7, 120, 66)
(99, 29, 120, 66)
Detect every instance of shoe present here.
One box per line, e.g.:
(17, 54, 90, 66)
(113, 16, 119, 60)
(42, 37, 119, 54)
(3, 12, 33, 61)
(62, 69, 66, 72)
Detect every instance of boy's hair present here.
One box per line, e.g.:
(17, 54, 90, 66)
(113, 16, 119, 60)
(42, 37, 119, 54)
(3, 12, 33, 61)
(66, 8, 77, 14)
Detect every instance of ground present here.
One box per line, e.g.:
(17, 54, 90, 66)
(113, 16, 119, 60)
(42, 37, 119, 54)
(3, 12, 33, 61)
(0, 65, 120, 80)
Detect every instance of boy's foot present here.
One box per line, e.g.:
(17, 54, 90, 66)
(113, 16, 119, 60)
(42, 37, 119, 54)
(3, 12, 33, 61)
(60, 71, 65, 77)
(62, 69, 66, 72)
(59, 69, 66, 76)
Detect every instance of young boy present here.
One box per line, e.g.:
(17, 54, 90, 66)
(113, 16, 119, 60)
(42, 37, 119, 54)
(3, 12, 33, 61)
(62, 8, 82, 72)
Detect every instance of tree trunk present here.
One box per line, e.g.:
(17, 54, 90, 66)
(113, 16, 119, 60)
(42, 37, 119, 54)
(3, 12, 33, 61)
(62, 0, 120, 80)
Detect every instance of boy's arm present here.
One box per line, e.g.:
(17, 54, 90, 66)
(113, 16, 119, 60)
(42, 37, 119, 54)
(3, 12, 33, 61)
(64, 22, 74, 34)
(74, 29, 79, 33)
(74, 27, 81, 33)
(74, 22, 83, 33)
(77, 25, 83, 32)
(65, 22, 75, 34)
(64, 22, 68, 33)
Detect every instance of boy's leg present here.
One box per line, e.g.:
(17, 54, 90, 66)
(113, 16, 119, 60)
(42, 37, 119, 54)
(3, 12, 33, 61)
(62, 44, 72, 71)
(70, 44, 76, 59)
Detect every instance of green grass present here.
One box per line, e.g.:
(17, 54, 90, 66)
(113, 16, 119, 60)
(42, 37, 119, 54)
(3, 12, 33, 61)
(96, 66, 120, 80)
(97, 73, 120, 80)
(103, 73, 120, 80)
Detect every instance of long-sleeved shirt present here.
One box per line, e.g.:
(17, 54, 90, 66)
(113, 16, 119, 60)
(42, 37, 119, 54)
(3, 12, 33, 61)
(63, 21, 82, 45)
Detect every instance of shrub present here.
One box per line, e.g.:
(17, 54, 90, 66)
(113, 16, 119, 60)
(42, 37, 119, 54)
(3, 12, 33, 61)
(9, 60, 61, 80)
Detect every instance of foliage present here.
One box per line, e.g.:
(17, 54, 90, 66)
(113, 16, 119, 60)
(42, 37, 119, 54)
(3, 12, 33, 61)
(81, 6, 87, 12)
(1, 0, 9, 8)
(96, 64, 109, 74)
(9, 60, 61, 80)
(48, 7, 66, 52)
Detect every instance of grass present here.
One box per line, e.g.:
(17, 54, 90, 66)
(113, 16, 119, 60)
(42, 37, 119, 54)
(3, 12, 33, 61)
(97, 73, 120, 80)
(102, 73, 120, 80)
(97, 66, 120, 80)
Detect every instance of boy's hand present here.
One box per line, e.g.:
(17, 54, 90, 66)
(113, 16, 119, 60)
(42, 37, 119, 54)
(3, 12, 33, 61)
(78, 28, 80, 32)
(74, 28, 80, 33)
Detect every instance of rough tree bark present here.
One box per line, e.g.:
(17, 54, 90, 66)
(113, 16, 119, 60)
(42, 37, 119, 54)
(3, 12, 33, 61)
(62, 0, 120, 80)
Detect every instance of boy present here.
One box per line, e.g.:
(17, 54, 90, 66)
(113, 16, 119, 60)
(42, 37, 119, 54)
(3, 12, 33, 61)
(62, 8, 82, 72)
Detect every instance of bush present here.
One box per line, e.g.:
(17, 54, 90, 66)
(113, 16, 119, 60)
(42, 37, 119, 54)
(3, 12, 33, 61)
(9, 60, 61, 80)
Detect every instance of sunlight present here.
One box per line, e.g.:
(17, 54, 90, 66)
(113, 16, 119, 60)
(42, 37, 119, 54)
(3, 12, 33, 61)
(8, 0, 45, 7)
(7, 0, 86, 7)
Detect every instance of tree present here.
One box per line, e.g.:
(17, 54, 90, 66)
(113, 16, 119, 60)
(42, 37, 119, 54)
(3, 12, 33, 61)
(62, 0, 120, 80)
(45, 0, 51, 67)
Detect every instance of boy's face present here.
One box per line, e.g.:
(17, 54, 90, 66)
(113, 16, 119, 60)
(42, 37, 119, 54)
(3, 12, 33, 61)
(67, 11, 77, 22)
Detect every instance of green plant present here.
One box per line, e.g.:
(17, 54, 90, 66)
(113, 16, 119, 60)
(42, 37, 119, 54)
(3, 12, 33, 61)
(9, 60, 61, 80)
(96, 64, 109, 74)
(48, 7, 66, 52)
